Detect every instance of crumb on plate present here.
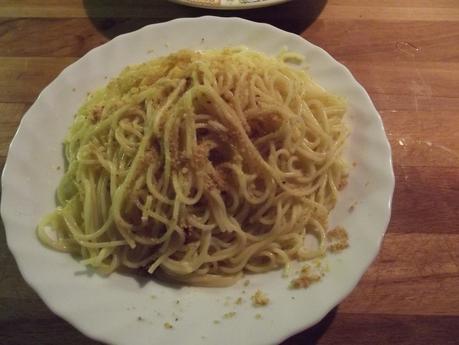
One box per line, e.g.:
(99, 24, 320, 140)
(327, 226, 349, 253)
(251, 289, 269, 307)
(338, 177, 348, 191)
(223, 312, 236, 319)
(290, 265, 322, 289)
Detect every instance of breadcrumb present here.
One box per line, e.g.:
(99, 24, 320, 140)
(88, 104, 104, 123)
(255, 313, 262, 320)
(328, 242, 349, 252)
(290, 265, 322, 289)
(235, 297, 243, 305)
(327, 226, 349, 253)
(251, 290, 269, 307)
(164, 322, 173, 329)
(223, 312, 236, 319)
(338, 177, 348, 191)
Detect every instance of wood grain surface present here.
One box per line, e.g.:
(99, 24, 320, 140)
(1, 1, 458, 344)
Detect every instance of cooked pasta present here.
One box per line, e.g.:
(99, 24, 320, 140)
(37, 47, 348, 287)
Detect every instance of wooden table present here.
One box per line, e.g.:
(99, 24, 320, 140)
(1, 1, 458, 344)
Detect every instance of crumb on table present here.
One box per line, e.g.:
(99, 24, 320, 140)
(164, 322, 173, 329)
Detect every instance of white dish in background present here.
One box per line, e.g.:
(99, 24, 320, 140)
(1, 16, 394, 345)
(169, 0, 290, 10)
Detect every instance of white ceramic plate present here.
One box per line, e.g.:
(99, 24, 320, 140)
(1, 17, 394, 345)
(169, 0, 290, 10)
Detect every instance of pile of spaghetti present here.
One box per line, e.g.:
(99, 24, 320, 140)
(38, 47, 348, 287)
